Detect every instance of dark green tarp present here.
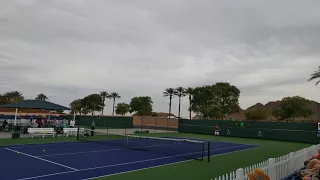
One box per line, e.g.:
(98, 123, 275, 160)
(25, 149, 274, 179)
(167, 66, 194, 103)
(0, 100, 70, 110)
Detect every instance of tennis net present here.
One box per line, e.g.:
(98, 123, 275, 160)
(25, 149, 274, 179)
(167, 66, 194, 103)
(77, 128, 205, 161)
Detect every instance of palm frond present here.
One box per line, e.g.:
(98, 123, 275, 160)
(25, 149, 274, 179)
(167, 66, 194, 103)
(110, 92, 121, 99)
(309, 66, 320, 84)
(163, 88, 175, 97)
(174, 87, 186, 97)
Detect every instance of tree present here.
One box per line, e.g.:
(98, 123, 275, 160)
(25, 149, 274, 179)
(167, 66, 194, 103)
(309, 66, 320, 85)
(70, 99, 83, 115)
(81, 94, 104, 115)
(272, 96, 313, 121)
(35, 93, 48, 101)
(163, 88, 176, 119)
(109, 92, 121, 116)
(191, 82, 240, 119)
(0, 94, 9, 105)
(214, 82, 241, 116)
(100, 91, 109, 115)
(55, 109, 64, 114)
(174, 87, 187, 118)
(245, 108, 268, 121)
(115, 103, 130, 116)
(203, 105, 224, 119)
(185, 87, 193, 119)
(130, 96, 153, 116)
(81, 107, 90, 115)
(3, 91, 24, 103)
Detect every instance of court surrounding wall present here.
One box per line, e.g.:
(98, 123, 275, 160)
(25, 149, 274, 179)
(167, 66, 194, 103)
(65, 115, 133, 129)
(178, 119, 319, 144)
(133, 116, 178, 130)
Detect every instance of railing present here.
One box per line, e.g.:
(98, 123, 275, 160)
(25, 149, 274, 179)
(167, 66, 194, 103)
(212, 144, 319, 180)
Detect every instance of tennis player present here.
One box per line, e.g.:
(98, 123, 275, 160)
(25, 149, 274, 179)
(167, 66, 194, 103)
(214, 124, 220, 140)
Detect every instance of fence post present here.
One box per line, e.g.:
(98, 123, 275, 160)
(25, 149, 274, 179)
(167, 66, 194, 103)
(288, 152, 293, 174)
(268, 158, 276, 180)
(235, 168, 244, 180)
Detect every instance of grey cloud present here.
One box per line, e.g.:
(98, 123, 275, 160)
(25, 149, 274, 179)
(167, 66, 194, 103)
(0, 0, 320, 118)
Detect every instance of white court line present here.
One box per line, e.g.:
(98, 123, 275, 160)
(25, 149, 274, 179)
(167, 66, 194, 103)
(17, 144, 257, 180)
(5, 148, 79, 171)
(38, 143, 183, 157)
(84, 145, 259, 180)
(80, 144, 253, 172)
(1, 141, 97, 149)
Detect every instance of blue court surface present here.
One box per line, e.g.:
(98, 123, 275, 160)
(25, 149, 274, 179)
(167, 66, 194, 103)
(0, 138, 259, 180)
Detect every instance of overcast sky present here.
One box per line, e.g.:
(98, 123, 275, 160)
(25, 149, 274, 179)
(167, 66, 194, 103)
(0, 0, 320, 118)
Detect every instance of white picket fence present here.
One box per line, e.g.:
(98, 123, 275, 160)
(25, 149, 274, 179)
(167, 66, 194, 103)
(212, 144, 319, 180)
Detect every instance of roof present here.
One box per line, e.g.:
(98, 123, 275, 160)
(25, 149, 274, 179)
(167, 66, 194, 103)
(0, 100, 70, 110)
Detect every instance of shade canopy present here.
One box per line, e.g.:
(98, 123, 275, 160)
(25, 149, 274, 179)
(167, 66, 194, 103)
(0, 100, 70, 110)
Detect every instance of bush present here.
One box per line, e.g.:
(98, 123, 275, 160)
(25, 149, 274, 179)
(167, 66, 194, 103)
(134, 130, 149, 134)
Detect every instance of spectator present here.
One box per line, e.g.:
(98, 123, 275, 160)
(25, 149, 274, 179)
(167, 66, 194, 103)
(3, 119, 8, 126)
(0, 120, 8, 131)
(248, 168, 270, 180)
(70, 119, 75, 128)
(47, 121, 51, 128)
(295, 154, 320, 179)
(43, 117, 48, 128)
(52, 119, 57, 130)
(61, 121, 67, 128)
(36, 119, 42, 128)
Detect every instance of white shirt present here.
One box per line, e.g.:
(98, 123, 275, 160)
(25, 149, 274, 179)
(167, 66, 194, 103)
(70, 120, 75, 127)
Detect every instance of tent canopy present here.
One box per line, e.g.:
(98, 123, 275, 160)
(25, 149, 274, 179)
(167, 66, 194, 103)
(0, 100, 70, 110)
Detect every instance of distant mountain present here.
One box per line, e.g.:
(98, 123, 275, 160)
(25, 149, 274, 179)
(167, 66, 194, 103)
(193, 97, 320, 121)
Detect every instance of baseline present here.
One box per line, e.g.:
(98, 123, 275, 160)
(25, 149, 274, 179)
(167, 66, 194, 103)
(5, 148, 79, 171)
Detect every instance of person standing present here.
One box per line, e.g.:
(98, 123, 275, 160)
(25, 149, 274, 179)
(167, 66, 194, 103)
(52, 119, 57, 131)
(70, 119, 75, 128)
(214, 124, 220, 140)
(91, 120, 95, 136)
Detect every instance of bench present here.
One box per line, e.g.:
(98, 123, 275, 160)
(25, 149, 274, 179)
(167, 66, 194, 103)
(63, 128, 85, 137)
(28, 128, 55, 138)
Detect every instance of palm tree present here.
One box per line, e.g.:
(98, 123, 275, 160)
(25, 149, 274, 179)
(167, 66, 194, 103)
(109, 92, 121, 116)
(185, 87, 193, 119)
(309, 66, 320, 85)
(163, 88, 176, 119)
(174, 87, 187, 118)
(35, 93, 48, 101)
(100, 91, 109, 115)
(4, 91, 24, 103)
(70, 99, 83, 115)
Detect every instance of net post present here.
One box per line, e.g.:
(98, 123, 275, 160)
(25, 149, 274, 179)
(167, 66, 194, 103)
(208, 142, 211, 162)
(91, 125, 95, 136)
(201, 141, 204, 161)
(76, 128, 79, 140)
(126, 135, 129, 148)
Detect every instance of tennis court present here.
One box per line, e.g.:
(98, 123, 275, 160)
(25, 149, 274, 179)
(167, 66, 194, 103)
(0, 129, 258, 180)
